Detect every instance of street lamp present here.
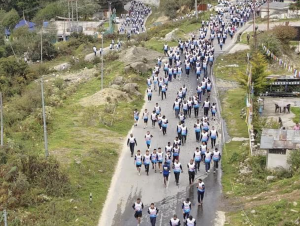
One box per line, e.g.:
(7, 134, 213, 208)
(101, 32, 104, 90)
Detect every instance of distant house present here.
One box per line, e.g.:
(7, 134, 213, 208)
(260, 2, 290, 19)
(4, 19, 36, 37)
(260, 129, 300, 169)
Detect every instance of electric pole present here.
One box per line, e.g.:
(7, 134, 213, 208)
(101, 32, 104, 90)
(41, 78, 49, 158)
(0, 92, 3, 146)
(3, 209, 7, 226)
(71, 0, 74, 30)
(76, 0, 79, 32)
(195, 0, 198, 19)
(267, 0, 270, 31)
(68, 0, 71, 30)
(253, 0, 257, 50)
(41, 23, 43, 63)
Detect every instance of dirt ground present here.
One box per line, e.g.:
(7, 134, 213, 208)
(79, 88, 131, 107)
(261, 97, 300, 128)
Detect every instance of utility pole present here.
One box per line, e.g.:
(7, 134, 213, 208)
(101, 32, 104, 90)
(195, 0, 198, 19)
(3, 209, 7, 226)
(253, 0, 257, 50)
(267, 0, 270, 31)
(68, 0, 71, 30)
(71, 0, 74, 30)
(41, 23, 43, 63)
(0, 92, 3, 146)
(41, 78, 49, 158)
(76, 0, 79, 32)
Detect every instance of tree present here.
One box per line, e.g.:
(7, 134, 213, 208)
(78, 0, 101, 20)
(33, 2, 65, 24)
(251, 52, 269, 95)
(2, 9, 20, 30)
(272, 25, 297, 45)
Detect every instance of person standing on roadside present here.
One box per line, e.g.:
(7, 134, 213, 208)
(132, 198, 144, 226)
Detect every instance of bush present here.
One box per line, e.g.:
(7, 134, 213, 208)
(288, 150, 300, 173)
(104, 51, 119, 61)
(272, 25, 297, 44)
(258, 31, 282, 56)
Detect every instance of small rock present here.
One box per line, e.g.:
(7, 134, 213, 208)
(293, 202, 298, 206)
(70, 199, 74, 203)
(75, 219, 79, 222)
(74, 206, 78, 209)
(266, 176, 276, 181)
(98, 170, 104, 173)
(251, 210, 256, 214)
(111, 84, 120, 90)
(291, 209, 298, 213)
(75, 160, 81, 164)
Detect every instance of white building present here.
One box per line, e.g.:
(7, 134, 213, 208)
(260, 129, 300, 170)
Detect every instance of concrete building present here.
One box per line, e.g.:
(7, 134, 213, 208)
(260, 129, 300, 169)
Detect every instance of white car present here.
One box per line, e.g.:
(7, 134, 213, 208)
(115, 17, 120, 24)
(215, 4, 229, 12)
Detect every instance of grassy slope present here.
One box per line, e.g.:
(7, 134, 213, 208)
(291, 107, 300, 123)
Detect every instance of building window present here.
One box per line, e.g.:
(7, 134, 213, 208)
(269, 149, 286, 154)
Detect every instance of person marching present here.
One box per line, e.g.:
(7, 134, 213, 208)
(163, 161, 170, 187)
(154, 103, 161, 115)
(133, 109, 139, 126)
(173, 159, 183, 186)
(187, 159, 196, 185)
(162, 115, 169, 135)
(211, 103, 217, 121)
(142, 109, 149, 129)
(194, 119, 201, 142)
(165, 150, 172, 168)
(151, 149, 158, 173)
(157, 147, 164, 173)
(145, 131, 153, 149)
(176, 122, 182, 140)
(204, 149, 213, 174)
(187, 97, 193, 118)
(181, 123, 188, 146)
(172, 144, 180, 163)
(203, 98, 210, 117)
(212, 148, 221, 173)
(148, 203, 159, 226)
(147, 86, 153, 102)
(193, 147, 202, 174)
(197, 179, 205, 205)
(182, 198, 191, 223)
(174, 98, 181, 118)
(186, 216, 196, 226)
(132, 198, 144, 226)
(135, 150, 142, 175)
(210, 126, 218, 148)
(182, 100, 188, 118)
(170, 214, 181, 226)
(143, 150, 151, 176)
(161, 83, 167, 100)
(157, 113, 163, 131)
(151, 110, 157, 128)
(127, 133, 137, 157)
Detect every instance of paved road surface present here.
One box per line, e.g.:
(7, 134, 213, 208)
(98, 13, 252, 224)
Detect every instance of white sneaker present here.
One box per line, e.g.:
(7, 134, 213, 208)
(208, 170, 210, 173)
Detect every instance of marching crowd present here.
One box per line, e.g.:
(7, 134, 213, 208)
(119, 0, 258, 225)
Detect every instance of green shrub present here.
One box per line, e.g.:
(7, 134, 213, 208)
(288, 150, 300, 173)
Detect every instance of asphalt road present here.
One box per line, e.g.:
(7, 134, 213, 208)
(98, 5, 253, 226)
